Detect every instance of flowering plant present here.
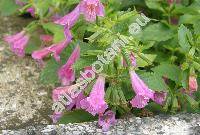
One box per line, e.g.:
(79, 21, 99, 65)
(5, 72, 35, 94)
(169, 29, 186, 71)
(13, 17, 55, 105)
(1, 0, 199, 131)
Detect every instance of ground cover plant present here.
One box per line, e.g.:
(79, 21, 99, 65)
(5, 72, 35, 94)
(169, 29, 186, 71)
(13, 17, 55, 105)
(0, 0, 199, 131)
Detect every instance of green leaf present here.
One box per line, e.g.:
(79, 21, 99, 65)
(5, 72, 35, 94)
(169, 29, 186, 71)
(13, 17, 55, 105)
(84, 80, 95, 96)
(139, 72, 169, 91)
(178, 25, 193, 52)
(163, 96, 172, 112)
(105, 84, 127, 106)
(152, 63, 182, 83)
(34, 0, 51, 18)
(67, 0, 80, 5)
(137, 54, 157, 67)
(179, 14, 200, 25)
(58, 110, 97, 124)
(42, 23, 65, 42)
(181, 70, 189, 89)
(138, 23, 174, 42)
(40, 59, 60, 84)
(25, 32, 42, 54)
(184, 94, 199, 110)
(193, 21, 200, 35)
(171, 97, 179, 113)
(0, 0, 20, 16)
(73, 57, 96, 72)
(121, 80, 133, 100)
(145, 0, 165, 12)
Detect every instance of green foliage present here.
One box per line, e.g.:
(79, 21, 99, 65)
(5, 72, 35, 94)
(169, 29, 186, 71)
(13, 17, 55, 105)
(138, 23, 174, 42)
(42, 23, 65, 42)
(40, 59, 60, 84)
(25, 32, 42, 54)
(2, 0, 200, 124)
(58, 110, 97, 124)
(139, 72, 169, 92)
(178, 25, 193, 52)
(145, 0, 165, 12)
(0, 0, 20, 16)
(34, 0, 51, 18)
(152, 63, 182, 83)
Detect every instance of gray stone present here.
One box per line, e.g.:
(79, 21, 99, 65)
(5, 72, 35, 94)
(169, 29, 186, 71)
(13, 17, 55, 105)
(1, 114, 200, 135)
(0, 16, 53, 130)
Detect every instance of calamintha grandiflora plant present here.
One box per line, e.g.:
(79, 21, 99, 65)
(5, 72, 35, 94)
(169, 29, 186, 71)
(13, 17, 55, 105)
(1, 0, 200, 131)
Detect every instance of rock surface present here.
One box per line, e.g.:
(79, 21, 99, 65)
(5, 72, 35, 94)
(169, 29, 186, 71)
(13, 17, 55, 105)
(2, 113, 200, 135)
(0, 16, 53, 130)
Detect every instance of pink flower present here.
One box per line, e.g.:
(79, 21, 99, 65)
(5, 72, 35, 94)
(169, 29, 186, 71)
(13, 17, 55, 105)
(51, 14, 62, 22)
(64, 26, 73, 40)
(168, 0, 174, 4)
(129, 71, 167, 108)
(32, 39, 71, 64)
(58, 45, 80, 85)
(127, 52, 167, 108)
(15, 0, 25, 6)
(129, 70, 155, 108)
(52, 85, 85, 110)
(170, 17, 179, 25)
(51, 112, 63, 123)
(27, 7, 35, 17)
(80, 75, 108, 116)
(123, 52, 136, 67)
(98, 110, 116, 131)
(73, 92, 86, 109)
(54, 4, 80, 28)
(189, 76, 198, 92)
(167, 0, 181, 4)
(4, 31, 29, 57)
(48, 40, 71, 62)
(31, 48, 50, 66)
(180, 88, 194, 97)
(40, 35, 53, 43)
(52, 86, 70, 102)
(80, 0, 105, 22)
(153, 92, 167, 105)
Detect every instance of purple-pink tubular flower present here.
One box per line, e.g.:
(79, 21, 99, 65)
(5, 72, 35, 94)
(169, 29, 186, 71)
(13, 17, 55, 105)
(48, 40, 71, 62)
(52, 85, 85, 110)
(54, 4, 80, 28)
(80, 75, 108, 116)
(15, 0, 25, 6)
(167, 0, 181, 4)
(189, 75, 198, 93)
(52, 86, 71, 102)
(32, 39, 71, 64)
(27, 7, 35, 17)
(153, 92, 167, 105)
(51, 112, 62, 123)
(64, 26, 73, 40)
(58, 45, 80, 86)
(4, 31, 29, 57)
(129, 70, 155, 108)
(51, 14, 62, 22)
(31, 48, 50, 66)
(127, 52, 166, 108)
(123, 52, 136, 67)
(80, 0, 105, 22)
(98, 110, 116, 131)
(72, 92, 86, 109)
(40, 35, 53, 43)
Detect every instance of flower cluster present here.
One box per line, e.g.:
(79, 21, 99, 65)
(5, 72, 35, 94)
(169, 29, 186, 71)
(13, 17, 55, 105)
(3, 0, 199, 132)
